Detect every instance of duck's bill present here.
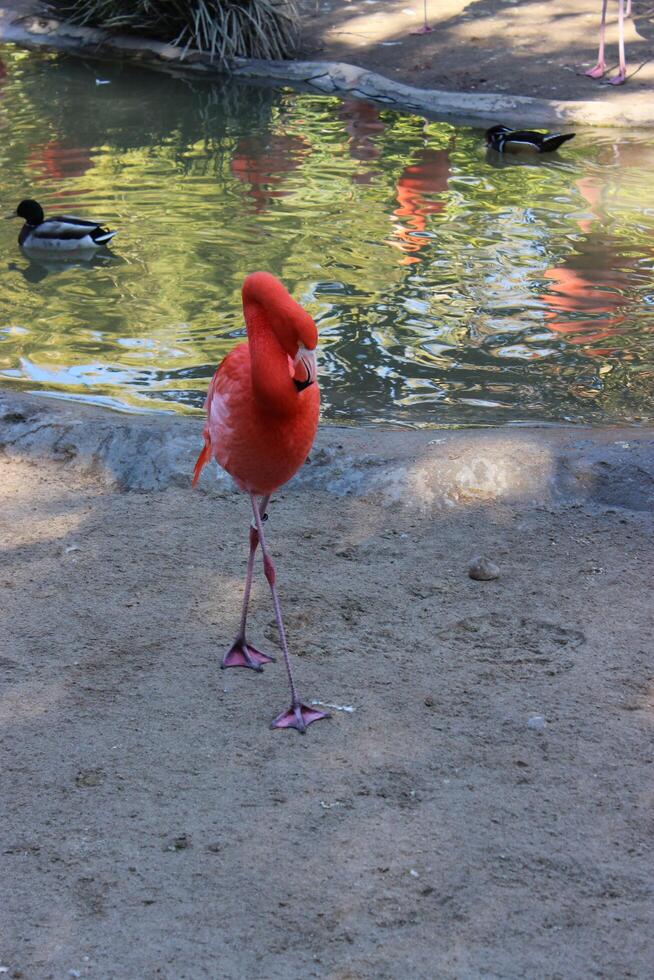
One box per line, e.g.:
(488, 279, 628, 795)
(293, 345, 317, 392)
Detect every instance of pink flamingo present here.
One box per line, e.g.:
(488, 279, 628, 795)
(193, 272, 329, 734)
(585, 0, 633, 85)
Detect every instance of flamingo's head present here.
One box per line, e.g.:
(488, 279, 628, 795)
(242, 271, 318, 390)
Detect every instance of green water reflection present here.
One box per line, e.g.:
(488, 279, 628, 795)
(0, 45, 653, 425)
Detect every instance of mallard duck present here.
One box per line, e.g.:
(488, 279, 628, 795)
(485, 126, 576, 155)
(8, 199, 117, 251)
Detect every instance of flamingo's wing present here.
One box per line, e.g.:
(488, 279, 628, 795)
(192, 345, 249, 487)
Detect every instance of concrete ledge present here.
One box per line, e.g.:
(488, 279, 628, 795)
(1, 391, 653, 512)
(1, 4, 653, 127)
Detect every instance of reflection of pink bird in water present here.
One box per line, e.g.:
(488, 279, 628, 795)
(27, 141, 93, 181)
(575, 176, 606, 233)
(585, 0, 632, 85)
(192, 272, 329, 734)
(339, 99, 385, 184)
(390, 148, 450, 264)
(231, 133, 307, 212)
(540, 242, 633, 351)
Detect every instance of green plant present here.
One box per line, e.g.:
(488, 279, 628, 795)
(55, 0, 300, 67)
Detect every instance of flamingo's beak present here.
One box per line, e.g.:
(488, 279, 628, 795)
(293, 345, 317, 392)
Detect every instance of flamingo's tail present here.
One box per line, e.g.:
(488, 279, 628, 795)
(192, 433, 212, 487)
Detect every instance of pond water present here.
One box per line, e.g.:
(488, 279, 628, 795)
(0, 44, 653, 426)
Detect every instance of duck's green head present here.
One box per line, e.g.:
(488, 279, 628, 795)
(16, 200, 44, 226)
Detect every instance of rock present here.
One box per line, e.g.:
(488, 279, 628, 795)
(424, 696, 434, 707)
(468, 556, 500, 581)
(75, 768, 105, 787)
(164, 834, 191, 852)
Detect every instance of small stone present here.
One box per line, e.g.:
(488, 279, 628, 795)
(527, 715, 546, 730)
(164, 834, 191, 852)
(75, 769, 105, 787)
(424, 696, 434, 707)
(468, 556, 500, 581)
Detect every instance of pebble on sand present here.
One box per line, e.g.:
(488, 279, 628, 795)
(468, 556, 500, 581)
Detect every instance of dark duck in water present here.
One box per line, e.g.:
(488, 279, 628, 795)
(485, 126, 576, 155)
(8, 199, 117, 252)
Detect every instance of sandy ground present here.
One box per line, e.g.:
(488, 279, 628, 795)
(2, 441, 653, 979)
(297, 0, 654, 102)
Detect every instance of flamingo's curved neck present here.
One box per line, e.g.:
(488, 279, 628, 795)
(244, 299, 295, 413)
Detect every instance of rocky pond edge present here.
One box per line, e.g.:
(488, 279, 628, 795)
(2, 390, 653, 512)
(1, 2, 653, 128)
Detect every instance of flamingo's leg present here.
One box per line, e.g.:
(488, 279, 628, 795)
(411, 0, 433, 34)
(249, 493, 330, 733)
(585, 0, 609, 77)
(625, 0, 631, 18)
(222, 495, 275, 671)
(607, 0, 627, 83)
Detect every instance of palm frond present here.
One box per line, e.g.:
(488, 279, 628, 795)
(54, 0, 300, 69)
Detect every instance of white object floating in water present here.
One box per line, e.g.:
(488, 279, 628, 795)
(527, 714, 546, 730)
(380, 41, 403, 46)
(311, 699, 355, 713)
(320, 800, 345, 809)
(95, 79, 111, 85)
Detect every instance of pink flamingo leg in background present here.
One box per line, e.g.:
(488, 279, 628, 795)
(607, 0, 627, 84)
(585, 0, 631, 83)
(222, 495, 276, 670)
(586, 0, 609, 77)
(412, 0, 434, 34)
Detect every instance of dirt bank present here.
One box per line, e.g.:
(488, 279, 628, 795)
(2, 397, 653, 979)
(297, 0, 654, 103)
(2, 0, 654, 125)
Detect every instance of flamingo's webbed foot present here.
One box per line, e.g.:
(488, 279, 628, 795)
(222, 638, 275, 671)
(585, 62, 607, 78)
(271, 703, 330, 733)
(606, 71, 627, 85)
